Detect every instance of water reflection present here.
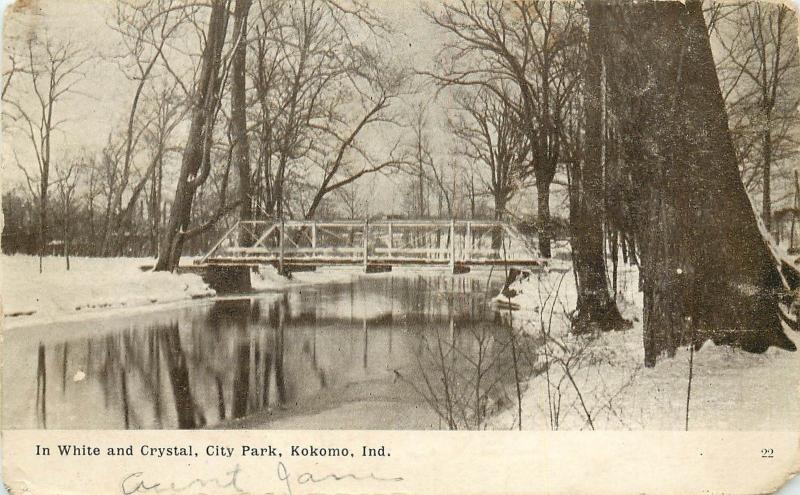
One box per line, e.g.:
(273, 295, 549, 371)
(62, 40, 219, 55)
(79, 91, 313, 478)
(4, 273, 512, 429)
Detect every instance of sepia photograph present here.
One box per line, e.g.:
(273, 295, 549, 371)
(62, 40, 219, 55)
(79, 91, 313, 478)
(3, 0, 800, 443)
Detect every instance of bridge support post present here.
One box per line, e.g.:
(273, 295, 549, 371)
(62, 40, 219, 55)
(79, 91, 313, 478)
(388, 222, 393, 258)
(312, 221, 317, 258)
(363, 219, 369, 272)
(449, 219, 456, 273)
(465, 221, 472, 262)
(279, 219, 285, 275)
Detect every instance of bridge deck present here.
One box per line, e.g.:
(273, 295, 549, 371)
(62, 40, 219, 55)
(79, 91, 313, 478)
(203, 257, 543, 267)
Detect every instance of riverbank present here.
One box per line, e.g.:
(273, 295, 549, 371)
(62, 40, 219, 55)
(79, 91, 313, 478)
(490, 265, 800, 430)
(1, 255, 215, 329)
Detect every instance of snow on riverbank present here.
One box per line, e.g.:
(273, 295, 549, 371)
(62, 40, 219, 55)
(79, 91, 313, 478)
(1, 255, 215, 328)
(490, 265, 800, 430)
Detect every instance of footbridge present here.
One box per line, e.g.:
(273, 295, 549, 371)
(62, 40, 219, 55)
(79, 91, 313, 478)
(198, 219, 540, 277)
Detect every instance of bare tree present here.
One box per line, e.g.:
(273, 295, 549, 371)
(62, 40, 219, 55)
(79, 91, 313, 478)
(2, 52, 17, 100)
(156, 0, 230, 271)
(450, 86, 530, 222)
(303, 53, 410, 219)
(715, 2, 800, 232)
(252, 0, 351, 220)
(425, 0, 584, 258)
(4, 34, 92, 272)
(230, 0, 253, 240)
(248, 0, 404, 222)
(53, 156, 84, 270)
(334, 180, 372, 219)
(141, 84, 187, 256)
(106, 0, 197, 255)
(407, 104, 434, 218)
(249, 0, 284, 218)
(569, 1, 626, 332)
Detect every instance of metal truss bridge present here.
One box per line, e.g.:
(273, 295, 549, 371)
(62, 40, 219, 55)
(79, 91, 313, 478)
(198, 219, 541, 274)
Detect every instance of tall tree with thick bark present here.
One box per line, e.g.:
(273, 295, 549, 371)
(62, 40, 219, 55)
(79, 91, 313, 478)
(569, 2, 627, 332)
(603, 0, 795, 366)
(231, 0, 253, 242)
(155, 1, 229, 271)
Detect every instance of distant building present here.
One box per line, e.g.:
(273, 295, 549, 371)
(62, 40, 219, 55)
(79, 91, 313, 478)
(47, 240, 65, 256)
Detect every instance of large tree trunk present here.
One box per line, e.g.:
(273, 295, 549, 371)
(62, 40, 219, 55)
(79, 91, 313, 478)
(605, 1, 795, 366)
(492, 194, 506, 250)
(762, 125, 772, 232)
(39, 168, 49, 273)
(64, 208, 70, 271)
(149, 153, 163, 257)
(231, 0, 252, 244)
(273, 154, 287, 220)
(155, 1, 227, 272)
(571, 2, 626, 333)
(535, 178, 552, 258)
(418, 165, 426, 218)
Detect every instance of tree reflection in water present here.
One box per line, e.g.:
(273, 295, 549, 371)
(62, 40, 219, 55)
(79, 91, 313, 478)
(160, 322, 201, 429)
(35, 343, 46, 428)
(17, 274, 509, 429)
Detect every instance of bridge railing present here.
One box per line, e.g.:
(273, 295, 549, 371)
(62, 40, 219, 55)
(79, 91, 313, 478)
(198, 219, 539, 266)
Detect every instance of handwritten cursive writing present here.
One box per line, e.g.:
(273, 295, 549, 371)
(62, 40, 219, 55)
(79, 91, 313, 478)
(277, 461, 403, 495)
(120, 462, 404, 495)
(121, 465, 244, 495)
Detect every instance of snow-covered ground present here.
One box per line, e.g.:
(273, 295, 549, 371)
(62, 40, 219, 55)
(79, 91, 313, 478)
(1, 255, 215, 329)
(490, 265, 800, 430)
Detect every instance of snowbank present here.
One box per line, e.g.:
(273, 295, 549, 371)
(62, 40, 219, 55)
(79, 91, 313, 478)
(490, 265, 800, 430)
(1, 255, 215, 328)
(491, 261, 578, 311)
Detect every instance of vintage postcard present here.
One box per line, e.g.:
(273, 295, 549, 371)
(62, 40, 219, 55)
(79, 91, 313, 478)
(2, 0, 800, 493)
